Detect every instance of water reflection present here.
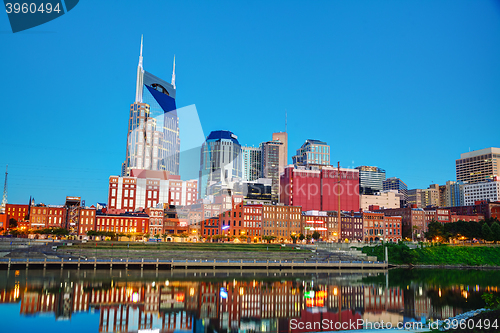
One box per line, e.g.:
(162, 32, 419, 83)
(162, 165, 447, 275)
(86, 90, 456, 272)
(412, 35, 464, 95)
(0, 269, 498, 332)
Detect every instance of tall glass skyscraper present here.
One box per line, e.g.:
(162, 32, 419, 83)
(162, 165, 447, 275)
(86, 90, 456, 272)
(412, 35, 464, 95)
(355, 166, 386, 195)
(122, 36, 180, 177)
(292, 139, 330, 167)
(199, 130, 242, 198)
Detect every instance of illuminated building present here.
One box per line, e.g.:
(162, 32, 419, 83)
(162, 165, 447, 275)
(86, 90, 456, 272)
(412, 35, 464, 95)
(122, 36, 179, 177)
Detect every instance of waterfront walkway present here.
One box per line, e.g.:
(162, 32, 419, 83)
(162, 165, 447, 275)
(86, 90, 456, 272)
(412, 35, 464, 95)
(0, 257, 388, 270)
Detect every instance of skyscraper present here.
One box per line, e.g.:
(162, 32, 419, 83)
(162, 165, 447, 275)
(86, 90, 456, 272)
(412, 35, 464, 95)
(292, 139, 330, 167)
(199, 130, 242, 198)
(355, 166, 386, 195)
(122, 36, 180, 177)
(456, 147, 500, 184)
(383, 177, 408, 201)
(241, 146, 261, 182)
(260, 140, 283, 202)
(272, 132, 288, 174)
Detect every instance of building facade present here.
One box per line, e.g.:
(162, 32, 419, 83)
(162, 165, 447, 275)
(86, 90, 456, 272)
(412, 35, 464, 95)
(108, 170, 197, 212)
(241, 146, 261, 182)
(199, 130, 242, 199)
(455, 147, 500, 184)
(360, 190, 400, 211)
(379, 206, 426, 241)
(280, 165, 360, 212)
(355, 166, 386, 195)
(261, 204, 301, 241)
(383, 177, 408, 201)
(260, 140, 282, 202)
(292, 139, 330, 167)
(463, 181, 500, 206)
(272, 132, 288, 175)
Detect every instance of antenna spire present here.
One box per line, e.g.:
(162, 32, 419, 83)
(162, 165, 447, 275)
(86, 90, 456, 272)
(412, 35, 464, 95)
(171, 55, 176, 89)
(1, 165, 8, 214)
(135, 35, 144, 103)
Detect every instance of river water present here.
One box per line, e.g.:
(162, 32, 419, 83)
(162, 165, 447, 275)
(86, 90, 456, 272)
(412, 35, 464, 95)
(0, 268, 498, 332)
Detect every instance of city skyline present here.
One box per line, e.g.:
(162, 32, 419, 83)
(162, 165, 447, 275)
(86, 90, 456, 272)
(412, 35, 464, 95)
(1, 1, 499, 205)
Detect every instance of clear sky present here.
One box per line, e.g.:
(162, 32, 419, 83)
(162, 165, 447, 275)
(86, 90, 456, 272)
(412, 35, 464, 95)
(1, 0, 499, 206)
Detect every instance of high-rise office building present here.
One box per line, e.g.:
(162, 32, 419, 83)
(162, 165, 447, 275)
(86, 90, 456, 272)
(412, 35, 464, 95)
(407, 189, 423, 208)
(355, 166, 386, 195)
(422, 184, 439, 208)
(383, 177, 408, 201)
(456, 147, 500, 184)
(199, 130, 242, 198)
(444, 180, 465, 207)
(241, 146, 261, 182)
(292, 139, 330, 167)
(122, 36, 180, 177)
(463, 181, 500, 206)
(260, 140, 283, 202)
(272, 132, 288, 175)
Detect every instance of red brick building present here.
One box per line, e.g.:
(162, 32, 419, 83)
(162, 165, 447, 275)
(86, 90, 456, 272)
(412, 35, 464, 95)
(217, 195, 244, 238)
(29, 206, 67, 230)
(261, 204, 301, 242)
(108, 169, 197, 212)
(5, 204, 29, 223)
(78, 207, 96, 236)
(378, 206, 426, 241)
(95, 213, 149, 235)
(280, 165, 360, 212)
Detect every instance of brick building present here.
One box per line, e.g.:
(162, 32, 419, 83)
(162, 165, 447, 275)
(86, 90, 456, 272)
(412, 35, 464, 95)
(261, 204, 301, 242)
(280, 165, 360, 212)
(378, 206, 426, 241)
(95, 213, 149, 235)
(108, 169, 197, 212)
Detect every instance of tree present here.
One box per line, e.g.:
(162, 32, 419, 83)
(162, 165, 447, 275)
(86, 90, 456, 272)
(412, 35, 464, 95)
(262, 235, 276, 243)
(312, 231, 321, 241)
(290, 234, 298, 244)
(154, 233, 160, 241)
(298, 233, 305, 241)
(144, 233, 150, 240)
(491, 222, 500, 243)
(424, 221, 447, 242)
(162, 233, 169, 241)
(9, 218, 17, 228)
(481, 223, 493, 242)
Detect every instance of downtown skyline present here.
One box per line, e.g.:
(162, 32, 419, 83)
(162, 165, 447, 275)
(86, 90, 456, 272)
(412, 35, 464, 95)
(1, 1, 499, 205)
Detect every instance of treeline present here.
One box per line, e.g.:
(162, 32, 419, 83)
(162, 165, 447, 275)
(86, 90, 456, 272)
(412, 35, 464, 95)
(425, 218, 500, 242)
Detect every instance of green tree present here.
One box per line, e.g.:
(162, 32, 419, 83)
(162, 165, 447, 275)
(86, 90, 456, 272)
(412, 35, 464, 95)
(482, 223, 493, 241)
(491, 222, 500, 243)
(162, 233, 169, 241)
(290, 234, 298, 244)
(144, 233, 150, 240)
(312, 231, 321, 241)
(263, 235, 276, 243)
(298, 233, 305, 241)
(425, 221, 447, 242)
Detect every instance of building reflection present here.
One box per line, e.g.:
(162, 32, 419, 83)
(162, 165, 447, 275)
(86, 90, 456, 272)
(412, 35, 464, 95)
(0, 271, 497, 333)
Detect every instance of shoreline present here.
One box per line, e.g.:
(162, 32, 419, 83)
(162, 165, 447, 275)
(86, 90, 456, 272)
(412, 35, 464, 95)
(392, 264, 500, 270)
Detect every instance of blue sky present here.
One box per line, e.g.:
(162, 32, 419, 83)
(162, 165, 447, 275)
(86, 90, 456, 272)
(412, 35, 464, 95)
(1, 0, 499, 206)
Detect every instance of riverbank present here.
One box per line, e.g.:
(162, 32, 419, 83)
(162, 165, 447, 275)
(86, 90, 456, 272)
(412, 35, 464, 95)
(362, 243, 500, 266)
(2, 241, 370, 263)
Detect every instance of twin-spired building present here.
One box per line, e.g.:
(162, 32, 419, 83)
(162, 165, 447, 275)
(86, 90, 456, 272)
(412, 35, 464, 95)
(122, 36, 180, 177)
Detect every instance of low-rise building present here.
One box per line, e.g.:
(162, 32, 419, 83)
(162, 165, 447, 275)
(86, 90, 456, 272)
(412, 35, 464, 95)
(378, 206, 426, 241)
(360, 191, 400, 211)
(261, 204, 301, 242)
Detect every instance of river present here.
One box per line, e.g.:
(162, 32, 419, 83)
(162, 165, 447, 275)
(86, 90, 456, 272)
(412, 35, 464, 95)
(0, 268, 498, 332)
